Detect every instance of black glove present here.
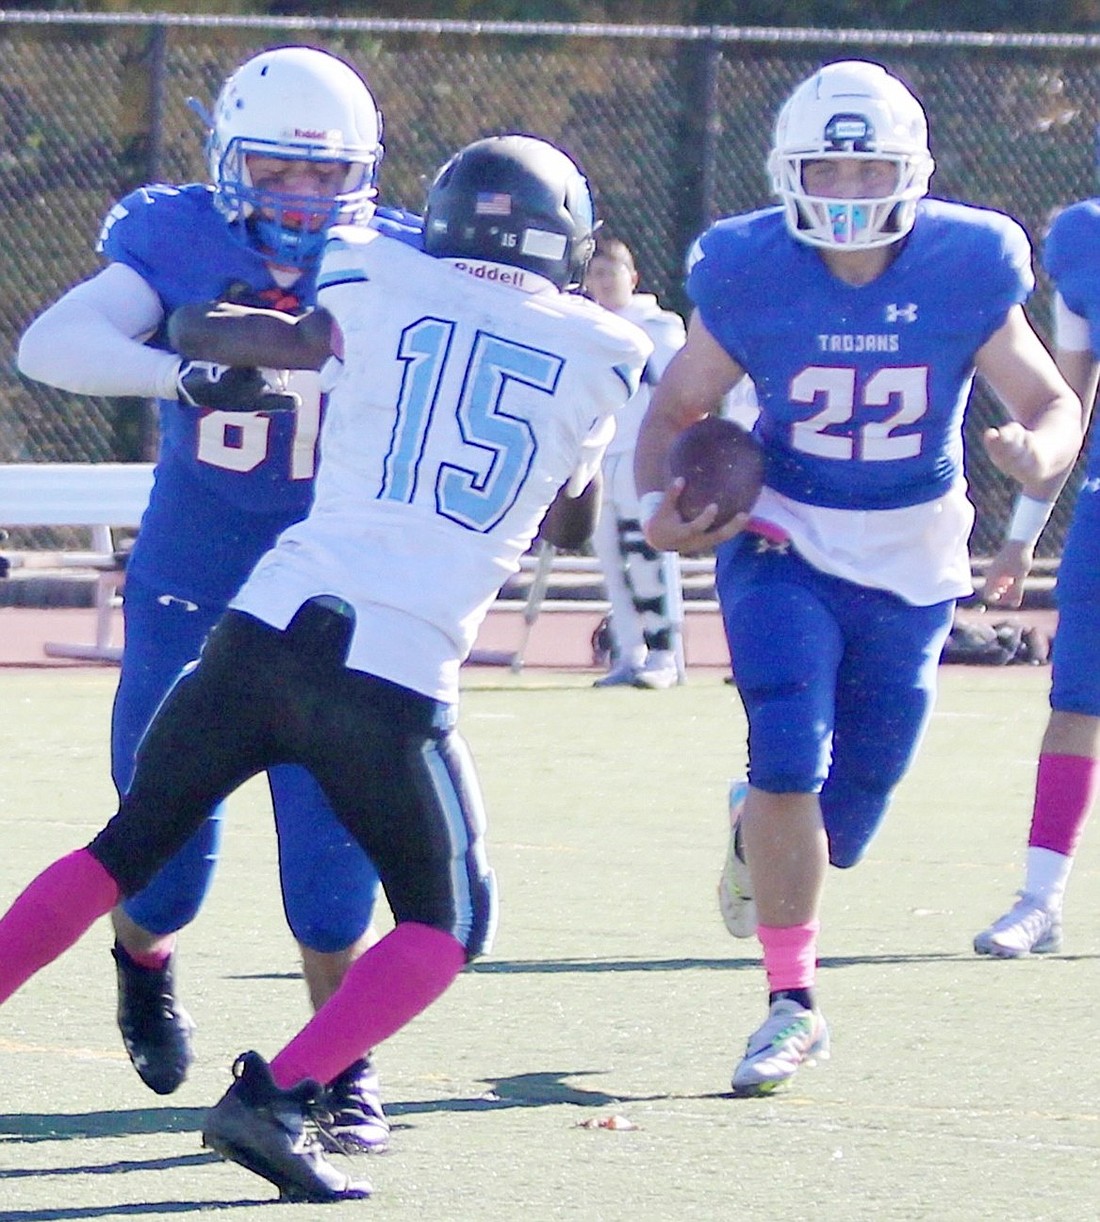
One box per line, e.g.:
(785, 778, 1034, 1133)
(175, 361, 299, 412)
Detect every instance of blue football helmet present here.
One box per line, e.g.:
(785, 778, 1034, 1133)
(205, 46, 383, 269)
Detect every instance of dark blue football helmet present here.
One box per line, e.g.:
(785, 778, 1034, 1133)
(424, 134, 597, 290)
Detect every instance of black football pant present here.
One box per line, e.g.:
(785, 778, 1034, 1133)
(89, 601, 496, 958)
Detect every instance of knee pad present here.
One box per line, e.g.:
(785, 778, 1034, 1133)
(280, 840, 380, 952)
(271, 772, 380, 952)
(1050, 600, 1100, 716)
(121, 821, 220, 934)
(743, 680, 832, 793)
(821, 773, 894, 869)
(283, 880, 378, 953)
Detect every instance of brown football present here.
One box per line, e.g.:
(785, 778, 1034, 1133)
(668, 416, 764, 528)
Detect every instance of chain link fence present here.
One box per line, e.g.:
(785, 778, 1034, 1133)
(3, 14, 1099, 556)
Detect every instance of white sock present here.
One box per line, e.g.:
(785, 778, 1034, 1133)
(1023, 846, 1073, 909)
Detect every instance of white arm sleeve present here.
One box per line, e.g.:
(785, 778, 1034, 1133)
(1053, 291, 1092, 353)
(17, 262, 182, 399)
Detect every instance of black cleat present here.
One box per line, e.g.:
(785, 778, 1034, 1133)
(322, 1055, 390, 1154)
(112, 941, 195, 1095)
(203, 1051, 372, 1203)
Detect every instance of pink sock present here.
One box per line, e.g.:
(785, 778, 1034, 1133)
(0, 849, 120, 1004)
(758, 920, 820, 994)
(1029, 754, 1100, 858)
(270, 922, 466, 1089)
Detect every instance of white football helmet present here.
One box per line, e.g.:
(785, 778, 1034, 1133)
(206, 46, 384, 268)
(768, 60, 934, 250)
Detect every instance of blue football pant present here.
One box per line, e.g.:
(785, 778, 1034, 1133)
(112, 574, 380, 950)
(716, 535, 954, 868)
(1049, 485, 1100, 717)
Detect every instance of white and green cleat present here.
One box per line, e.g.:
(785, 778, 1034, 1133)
(731, 998, 830, 1097)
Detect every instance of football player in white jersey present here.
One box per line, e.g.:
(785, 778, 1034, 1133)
(0, 134, 650, 1203)
(635, 61, 1081, 1097)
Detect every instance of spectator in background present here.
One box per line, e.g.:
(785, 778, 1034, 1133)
(585, 237, 758, 687)
(584, 237, 687, 689)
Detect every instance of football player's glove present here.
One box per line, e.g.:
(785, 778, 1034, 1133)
(175, 360, 299, 412)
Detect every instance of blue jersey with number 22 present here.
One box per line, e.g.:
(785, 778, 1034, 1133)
(688, 199, 1032, 512)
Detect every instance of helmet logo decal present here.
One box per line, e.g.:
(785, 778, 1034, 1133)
(824, 113, 873, 150)
(475, 192, 512, 216)
(521, 229, 568, 260)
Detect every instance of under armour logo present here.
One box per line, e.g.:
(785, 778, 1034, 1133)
(156, 594, 200, 611)
(1084, 476, 1100, 493)
(885, 302, 918, 323)
(754, 537, 790, 555)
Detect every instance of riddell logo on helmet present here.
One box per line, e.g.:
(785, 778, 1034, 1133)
(290, 127, 338, 140)
(824, 113, 873, 149)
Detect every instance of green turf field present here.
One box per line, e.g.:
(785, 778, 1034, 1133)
(0, 665, 1096, 1220)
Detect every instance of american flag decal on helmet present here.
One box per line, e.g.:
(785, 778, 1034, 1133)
(475, 192, 512, 216)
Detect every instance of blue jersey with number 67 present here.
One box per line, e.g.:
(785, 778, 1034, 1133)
(688, 199, 1032, 512)
(98, 182, 421, 603)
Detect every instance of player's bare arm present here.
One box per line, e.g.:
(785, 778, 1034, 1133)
(635, 311, 749, 553)
(976, 306, 1085, 605)
(977, 305, 1083, 488)
(1053, 344, 1100, 446)
(983, 340, 1096, 606)
(168, 302, 335, 371)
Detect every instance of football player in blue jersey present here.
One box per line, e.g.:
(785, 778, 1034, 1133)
(635, 60, 1083, 1096)
(16, 45, 419, 1150)
(973, 198, 1100, 958)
